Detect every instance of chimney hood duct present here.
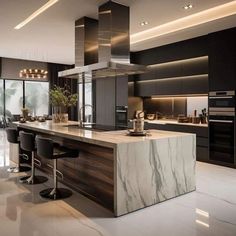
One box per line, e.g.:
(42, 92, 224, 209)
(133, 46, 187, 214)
(75, 17, 98, 67)
(59, 1, 147, 79)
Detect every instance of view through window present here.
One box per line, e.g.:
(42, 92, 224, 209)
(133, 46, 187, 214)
(25, 81, 49, 116)
(0, 79, 49, 119)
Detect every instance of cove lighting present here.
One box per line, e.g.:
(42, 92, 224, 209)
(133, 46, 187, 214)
(14, 0, 59, 30)
(131, 1, 236, 45)
(151, 95, 208, 99)
(137, 74, 208, 83)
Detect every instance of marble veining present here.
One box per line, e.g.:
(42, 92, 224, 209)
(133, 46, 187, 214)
(116, 135, 196, 216)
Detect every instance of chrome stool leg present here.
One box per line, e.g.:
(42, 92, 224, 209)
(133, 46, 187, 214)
(40, 159, 72, 200)
(7, 153, 31, 173)
(20, 152, 48, 184)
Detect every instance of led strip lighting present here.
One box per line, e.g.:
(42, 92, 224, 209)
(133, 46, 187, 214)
(131, 1, 236, 45)
(15, 0, 59, 30)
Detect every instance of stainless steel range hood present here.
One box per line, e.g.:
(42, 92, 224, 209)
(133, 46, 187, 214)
(58, 61, 147, 79)
(59, 1, 147, 79)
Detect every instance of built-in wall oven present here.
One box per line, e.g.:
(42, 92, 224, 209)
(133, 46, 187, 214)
(115, 106, 128, 128)
(209, 91, 235, 165)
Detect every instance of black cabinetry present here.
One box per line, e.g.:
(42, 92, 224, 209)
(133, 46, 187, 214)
(135, 74, 208, 97)
(116, 76, 128, 106)
(145, 123, 209, 162)
(96, 76, 128, 126)
(134, 56, 208, 97)
(209, 28, 236, 91)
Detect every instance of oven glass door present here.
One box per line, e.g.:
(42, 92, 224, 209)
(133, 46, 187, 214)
(116, 112, 127, 127)
(209, 96, 235, 108)
(209, 116, 235, 163)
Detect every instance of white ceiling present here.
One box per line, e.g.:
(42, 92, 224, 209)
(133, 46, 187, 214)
(0, 0, 236, 64)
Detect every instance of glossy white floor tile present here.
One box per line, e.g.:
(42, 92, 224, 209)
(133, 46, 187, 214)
(0, 129, 236, 236)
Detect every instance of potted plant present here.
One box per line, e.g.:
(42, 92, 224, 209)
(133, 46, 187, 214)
(21, 107, 29, 120)
(49, 85, 78, 123)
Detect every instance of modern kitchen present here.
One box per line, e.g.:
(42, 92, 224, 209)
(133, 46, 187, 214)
(0, 1, 236, 236)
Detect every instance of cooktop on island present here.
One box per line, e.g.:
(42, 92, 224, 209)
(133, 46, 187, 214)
(64, 124, 127, 132)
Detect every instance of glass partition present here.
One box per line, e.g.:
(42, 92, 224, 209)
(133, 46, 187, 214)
(84, 81, 93, 122)
(78, 73, 94, 123)
(25, 81, 49, 116)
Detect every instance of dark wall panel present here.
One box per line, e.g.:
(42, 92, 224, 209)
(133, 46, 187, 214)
(132, 36, 208, 65)
(96, 77, 116, 126)
(1, 58, 48, 81)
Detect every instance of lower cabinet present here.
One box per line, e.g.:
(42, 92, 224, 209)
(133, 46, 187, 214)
(145, 122, 209, 162)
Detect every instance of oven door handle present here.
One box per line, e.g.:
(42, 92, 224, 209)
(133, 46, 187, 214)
(209, 96, 233, 99)
(116, 110, 127, 113)
(209, 119, 234, 123)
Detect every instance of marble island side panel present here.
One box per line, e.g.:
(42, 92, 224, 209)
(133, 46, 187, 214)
(115, 134, 196, 216)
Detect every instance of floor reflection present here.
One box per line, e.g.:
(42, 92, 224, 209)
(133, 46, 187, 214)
(0, 129, 10, 167)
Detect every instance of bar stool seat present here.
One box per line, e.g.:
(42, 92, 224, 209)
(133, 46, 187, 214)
(5, 128, 31, 173)
(19, 131, 48, 185)
(36, 136, 79, 200)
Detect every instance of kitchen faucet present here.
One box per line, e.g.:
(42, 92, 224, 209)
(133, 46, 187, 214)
(79, 104, 93, 126)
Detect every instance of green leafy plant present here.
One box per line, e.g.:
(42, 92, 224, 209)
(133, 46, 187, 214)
(49, 85, 78, 113)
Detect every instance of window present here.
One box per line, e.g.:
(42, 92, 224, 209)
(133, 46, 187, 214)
(0, 79, 3, 117)
(5, 80, 23, 117)
(25, 81, 49, 116)
(0, 79, 49, 121)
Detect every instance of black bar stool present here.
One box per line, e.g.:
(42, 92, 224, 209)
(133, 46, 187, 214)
(5, 128, 31, 173)
(36, 136, 79, 200)
(19, 131, 48, 184)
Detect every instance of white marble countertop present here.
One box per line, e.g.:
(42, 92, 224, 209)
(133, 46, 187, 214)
(145, 119, 208, 127)
(14, 120, 195, 148)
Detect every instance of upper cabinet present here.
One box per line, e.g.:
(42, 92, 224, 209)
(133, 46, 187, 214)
(134, 56, 209, 97)
(209, 28, 236, 91)
(132, 27, 236, 97)
(132, 36, 209, 97)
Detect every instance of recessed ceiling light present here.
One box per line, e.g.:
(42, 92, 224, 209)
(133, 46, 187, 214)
(14, 0, 59, 30)
(183, 4, 193, 10)
(140, 21, 149, 26)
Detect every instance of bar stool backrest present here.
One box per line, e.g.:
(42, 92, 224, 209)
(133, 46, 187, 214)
(19, 131, 35, 152)
(6, 128, 18, 144)
(36, 136, 54, 159)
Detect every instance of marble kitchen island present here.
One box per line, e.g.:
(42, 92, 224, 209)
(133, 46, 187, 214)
(14, 121, 196, 216)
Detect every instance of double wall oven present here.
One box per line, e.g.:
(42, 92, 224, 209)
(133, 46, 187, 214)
(209, 91, 236, 165)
